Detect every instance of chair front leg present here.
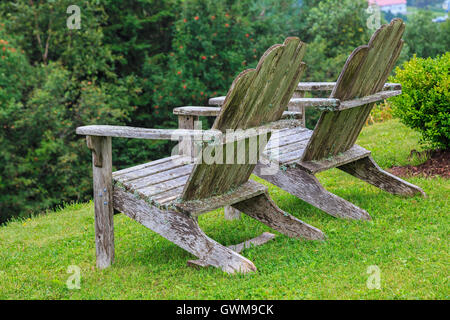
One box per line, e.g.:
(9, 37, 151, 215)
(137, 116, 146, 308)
(86, 136, 115, 269)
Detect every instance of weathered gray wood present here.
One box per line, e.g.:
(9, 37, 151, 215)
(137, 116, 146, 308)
(77, 125, 219, 141)
(296, 82, 401, 92)
(114, 155, 191, 183)
(290, 90, 306, 126)
(178, 114, 200, 157)
(338, 90, 401, 110)
(174, 106, 302, 120)
(87, 136, 115, 269)
(77, 38, 326, 273)
(224, 206, 242, 220)
(302, 19, 406, 161)
(175, 180, 267, 216)
(297, 145, 371, 174)
(113, 155, 186, 177)
(187, 232, 276, 268)
(254, 162, 372, 220)
(183, 37, 307, 201)
(232, 192, 326, 239)
(113, 187, 257, 274)
(288, 98, 340, 109)
(174, 106, 221, 116)
(209, 96, 339, 109)
(338, 156, 426, 197)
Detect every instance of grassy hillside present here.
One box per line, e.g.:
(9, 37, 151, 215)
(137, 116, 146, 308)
(0, 120, 448, 299)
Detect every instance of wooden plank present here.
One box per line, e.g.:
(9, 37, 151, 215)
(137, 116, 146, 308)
(182, 38, 307, 201)
(114, 156, 192, 183)
(178, 114, 200, 157)
(126, 164, 194, 191)
(265, 129, 312, 151)
(187, 232, 276, 268)
(113, 187, 257, 274)
(174, 106, 221, 116)
(113, 155, 186, 177)
(302, 19, 406, 161)
(224, 206, 241, 220)
(175, 180, 267, 216)
(338, 90, 401, 110)
(87, 136, 114, 269)
(232, 192, 325, 240)
(76, 125, 221, 141)
(338, 156, 426, 197)
(228, 232, 276, 253)
(290, 90, 306, 127)
(174, 106, 302, 120)
(288, 98, 340, 109)
(296, 82, 401, 92)
(139, 175, 189, 198)
(297, 145, 371, 174)
(253, 163, 372, 220)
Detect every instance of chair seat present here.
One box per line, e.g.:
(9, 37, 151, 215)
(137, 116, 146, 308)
(113, 155, 194, 206)
(263, 126, 371, 173)
(113, 127, 370, 206)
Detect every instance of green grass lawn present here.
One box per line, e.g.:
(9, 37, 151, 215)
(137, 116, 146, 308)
(0, 119, 448, 299)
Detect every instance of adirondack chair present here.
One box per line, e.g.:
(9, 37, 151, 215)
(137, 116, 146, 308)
(76, 37, 325, 274)
(174, 19, 425, 221)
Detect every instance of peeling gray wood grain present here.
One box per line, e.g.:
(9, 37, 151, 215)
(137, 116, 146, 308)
(88, 136, 115, 268)
(254, 162, 372, 221)
(233, 192, 326, 240)
(338, 156, 426, 197)
(302, 19, 406, 161)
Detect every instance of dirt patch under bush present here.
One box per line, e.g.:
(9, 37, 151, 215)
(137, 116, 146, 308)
(388, 150, 449, 179)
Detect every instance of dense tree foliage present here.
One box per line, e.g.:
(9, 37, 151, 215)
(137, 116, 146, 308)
(0, 0, 447, 223)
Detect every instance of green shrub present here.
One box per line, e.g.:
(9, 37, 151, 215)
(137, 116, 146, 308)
(390, 53, 450, 150)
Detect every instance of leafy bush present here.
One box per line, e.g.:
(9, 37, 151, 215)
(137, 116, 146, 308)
(390, 53, 450, 150)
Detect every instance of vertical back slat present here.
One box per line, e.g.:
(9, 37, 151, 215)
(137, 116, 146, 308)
(302, 19, 405, 162)
(182, 37, 307, 201)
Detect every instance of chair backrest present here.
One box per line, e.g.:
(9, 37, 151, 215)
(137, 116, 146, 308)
(182, 37, 307, 201)
(301, 19, 405, 162)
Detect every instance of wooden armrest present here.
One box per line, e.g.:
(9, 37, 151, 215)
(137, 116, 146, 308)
(76, 125, 221, 140)
(76, 119, 301, 142)
(174, 106, 221, 117)
(296, 82, 401, 92)
(174, 106, 302, 120)
(338, 90, 401, 110)
(290, 90, 401, 111)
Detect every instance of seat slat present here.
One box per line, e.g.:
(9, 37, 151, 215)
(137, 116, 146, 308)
(123, 164, 194, 191)
(139, 175, 190, 198)
(113, 155, 186, 177)
(174, 180, 267, 216)
(114, 156, 191, 183)
(265, 129, 312, 151)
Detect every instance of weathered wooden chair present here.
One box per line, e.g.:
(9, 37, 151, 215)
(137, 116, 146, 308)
(174, 19, 425, 221)
(76, 37, 325, 274)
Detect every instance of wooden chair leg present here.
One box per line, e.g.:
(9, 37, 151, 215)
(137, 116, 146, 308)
(113, 188, 257, 274)
(87, 136, 115, 269)
(224, 206, 241, 220)
(232, 192, 325, 240)
(338, 156, 426, 197)
(255, 163, 372, 221)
